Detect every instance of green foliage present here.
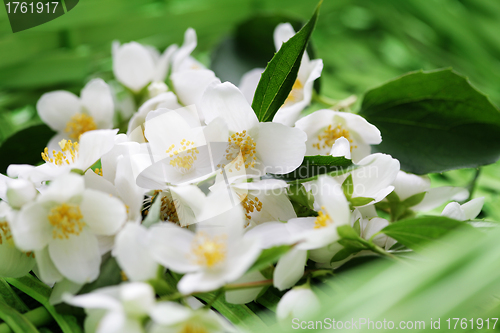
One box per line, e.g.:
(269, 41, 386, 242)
(251, 1, 321, 122)
(248, 245, 293, 273)
(0, 301, 40, 333)
(359, 69, 500, 174)
(381, 216, 478, 250)
(272, 155, 354, 182)
(0, 125, 55, 174)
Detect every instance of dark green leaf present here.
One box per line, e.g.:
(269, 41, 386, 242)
(5, 275, 80, 333)
(381, 216, 477, 250)
(287, 184, 315, 210)
(0, 301, 40, 333)
(271, 155, 354, 182)
(251, 1, 321, 122)
(0, 278, 29, 313)
(0, 124, 55, 174)
(359, 69, 500, 174)
(248, 245, 292, 273)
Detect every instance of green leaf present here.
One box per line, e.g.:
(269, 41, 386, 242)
(349, 196, 374, 207)
(330, 247, 359, 263)
(359, 69, 500, 174)
(251, 1, 321, 122)
(342, 174, 354, 199)
(0, 124, 55, 174)
(337, 225, 361, 240)
(248, 245, 292, 273)
(0, 278, 29, 313)
(78, 256, 122, 295)
(195, 293, 267, 331)
(381, 216, 477, 250)
(4, 275, 81, 333)
(401, 192, 426, 207)
(271, 155, 354, 182)
(287, 184, 315, 210)
(0, 301, 40, 333)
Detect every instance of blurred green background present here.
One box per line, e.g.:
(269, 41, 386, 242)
(0, 0, 499, 218)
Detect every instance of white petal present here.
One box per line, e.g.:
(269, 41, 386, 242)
(273, 248, 307, 291)
(0, 240, 35, 278)
(83, 170, 120, 198)
(177, 271, 225, 295)
(80, 189, 127, 236)
(329, 137, 351, 159)
(153, 44, 178, 82)
(223, 237, 262, 283)
(169, 185, 206, 227)
(48, 230, 101, 284)
(97, 311, 143, 333)
(316, 176, 350, 225)
(238, 68, 263, 103)
(201, 82, 258, 132)
(49, 279, 84, 305)
(147, 224, 198, 273)
(350, 153, 400, 199)
(225, 270, 266, 304)
(11, 202, 52, 251)
(461, 197, 484, 220)
(149, 302, 191, 326)
(441, 202, 465, 221)
(81, 79, 114, 128)
(273, 23, 296, 51)
(244, 222, 293, 248)
(64, 292, 121, 311)
(40, 173, 84, 203)
(120, 282, 156, 316)
(113, 42, 155, 92)
(171, 69, 218, 107)
(252, 122, 306, 174)
(34, 247, 64, 284)
(276, 288, 320, 322)
(75, 129, 118, 171)
(172, 28, 197, 73)
(413, 186, 469, 211)
(37, 91, 81, 132)
(6, 178, 37, 209)
(114, 224, 158, 281)
(392, 171, 431, 201)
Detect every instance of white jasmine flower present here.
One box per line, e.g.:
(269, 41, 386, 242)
(65, 282, 156, 333)
(0, 202, 35, 278)
(10, 173, 127, 284)
(210, 176, 296, 228)
(5, 178, 37, 209)
(171, 28, 205, 73)
(391, 171, 469, 211)
(148, 206, 261, 294)
(239, 23, 323, 126)
(201, 81, 307, 177)
(334, 153, 400, 206)
(149, 301, 236, 333)
(295, 109, 381, 162)
(136, 107, 227, 186)
(112, 41, 177, 93)
(127, 92, 183, 143)
(246, 176, 351, 289)
(441, 197, 484, 221)
(276, 286, 321, 324)
(37, 79, 114, 150)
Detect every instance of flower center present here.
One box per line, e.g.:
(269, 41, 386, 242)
(218, 130, 257, 172)
(47, 203, 86, 239)
(312, 124, 357, 151)
(191, 232, 227, 268)
(0, 222, 13, 245)
(65, 113, 97, 141)
(314, 206, 333, 229)
(180, 323, 209, 333)
(284, 79, 304, 106)
(167, 139, 199, 173)
(160, 193, 180, 224)
(41, 139, 79, 166)
(237, 193, 263, 222)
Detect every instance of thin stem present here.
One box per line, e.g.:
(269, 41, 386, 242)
(467, 168, 481, 201)
(223, 279, 274, 291)
(204, 289, 223, 309)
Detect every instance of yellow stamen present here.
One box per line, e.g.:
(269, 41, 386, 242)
(65, 113, 97, 140)
(190, 232, 227, 268)
(180, 323, 209, 333)
(120, 271, 128, 281)
(218, 130, 257, 172)
(237, 193, 263, 221)
(94, 168, 103, 176)
(41, 139, 79, 166)
(312, 124, 357, 151)
(47, 203, 86, 239)
(160, 193, 180, 224)
(284, 79, 303, 106)
(314, 206, 333, 229)
(0, 222, 12, 245)
(167, 140, 199, 173)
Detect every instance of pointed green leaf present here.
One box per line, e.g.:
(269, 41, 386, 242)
(248, 245, 292, 273)
(401, 192, 426, 207)
(0, 278, 28, 313)
(251, 1, 322, 122)
(271, 155, 354, 182)
(359, 69, 500, 174)
(0, 302, 44, 333)
(349, 196, 374, 207)
(381, 216, 478, 250)
(342, 174, 354, 199)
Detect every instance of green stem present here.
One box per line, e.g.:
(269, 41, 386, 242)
(467, 168, 481, 201)
(312, 91, 339, 107)
(204, 289, 223, 309)
(0, 307, 53, 333)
